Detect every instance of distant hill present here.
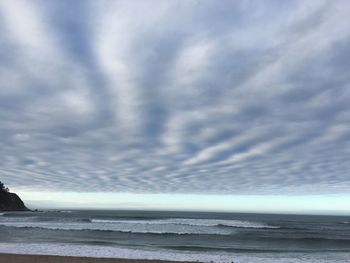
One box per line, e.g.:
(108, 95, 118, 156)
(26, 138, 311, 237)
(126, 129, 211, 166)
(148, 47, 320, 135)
(0, 182, 29, 211)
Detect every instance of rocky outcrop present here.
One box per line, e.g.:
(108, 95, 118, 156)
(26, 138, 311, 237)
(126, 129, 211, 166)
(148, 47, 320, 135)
(0, 190, 29, 211)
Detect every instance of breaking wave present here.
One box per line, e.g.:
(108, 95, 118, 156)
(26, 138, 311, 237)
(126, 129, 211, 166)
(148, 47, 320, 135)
(91, 218, 279, 229)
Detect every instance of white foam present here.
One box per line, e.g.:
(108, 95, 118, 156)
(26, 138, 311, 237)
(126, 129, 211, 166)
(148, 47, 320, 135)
(91, 218, 279, 229)
(0, 243, 348, 263)
(0, 222, 231, 235)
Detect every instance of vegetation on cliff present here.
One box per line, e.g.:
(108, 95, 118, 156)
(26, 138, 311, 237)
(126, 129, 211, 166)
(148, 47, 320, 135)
(0, 181, 29, 211)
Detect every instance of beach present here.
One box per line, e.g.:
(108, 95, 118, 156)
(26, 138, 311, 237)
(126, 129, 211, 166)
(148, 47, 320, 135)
(0, 254, 185, 263)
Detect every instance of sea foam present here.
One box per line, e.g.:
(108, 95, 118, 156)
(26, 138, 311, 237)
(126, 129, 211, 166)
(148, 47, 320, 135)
(0, 243, 349, 263)
(0, 217, 278, 235)
(91, 218, 279, 229)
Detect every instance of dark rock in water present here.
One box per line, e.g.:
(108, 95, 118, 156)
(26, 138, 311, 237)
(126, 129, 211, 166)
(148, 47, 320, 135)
(0, 190, 29, 211)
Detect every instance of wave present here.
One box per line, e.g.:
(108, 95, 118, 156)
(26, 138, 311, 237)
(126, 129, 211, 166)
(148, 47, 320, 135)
(91, 218, 279, 229)
(92, 219, 124, 223)
(0, 215, 91, 223)
(0, 243, 349, 263)
(1, 213, 278, 229)
(0, 223, 231, 235)
(215, 223, 279, 229)
(0, 217, 279, 235)
(35, 217, 92, 223)
(0, 222, 230, 235)
(4, 223, 350, 241)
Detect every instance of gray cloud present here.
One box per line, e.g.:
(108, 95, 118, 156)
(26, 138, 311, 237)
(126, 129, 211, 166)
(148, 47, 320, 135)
(0, 0, 350, 194)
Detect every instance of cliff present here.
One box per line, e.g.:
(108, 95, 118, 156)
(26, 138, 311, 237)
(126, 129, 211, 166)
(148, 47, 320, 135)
(0, 190, 29, 211)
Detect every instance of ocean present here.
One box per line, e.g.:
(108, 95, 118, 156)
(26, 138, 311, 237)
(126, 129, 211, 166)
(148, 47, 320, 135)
(0, 210, 350, 262)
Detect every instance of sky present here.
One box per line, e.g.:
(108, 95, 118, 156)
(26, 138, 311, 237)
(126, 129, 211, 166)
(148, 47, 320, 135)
(0, 0, 350, 213)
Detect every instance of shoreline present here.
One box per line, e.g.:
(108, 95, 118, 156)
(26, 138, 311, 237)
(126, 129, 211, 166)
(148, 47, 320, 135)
(0, 254, 191, 263)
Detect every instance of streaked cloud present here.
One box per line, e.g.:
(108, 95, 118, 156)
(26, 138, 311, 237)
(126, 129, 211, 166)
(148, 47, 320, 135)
(0, 0, 349, 195)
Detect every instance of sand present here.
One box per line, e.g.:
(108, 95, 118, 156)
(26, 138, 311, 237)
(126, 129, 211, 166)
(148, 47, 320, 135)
(0, 254, 193, 263)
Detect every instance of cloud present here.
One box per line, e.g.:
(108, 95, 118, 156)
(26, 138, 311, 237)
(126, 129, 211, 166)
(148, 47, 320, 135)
(0, 0, 350, 195)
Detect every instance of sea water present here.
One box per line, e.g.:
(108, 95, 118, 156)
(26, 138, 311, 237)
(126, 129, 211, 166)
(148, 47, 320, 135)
(0, 210, 350, 262)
